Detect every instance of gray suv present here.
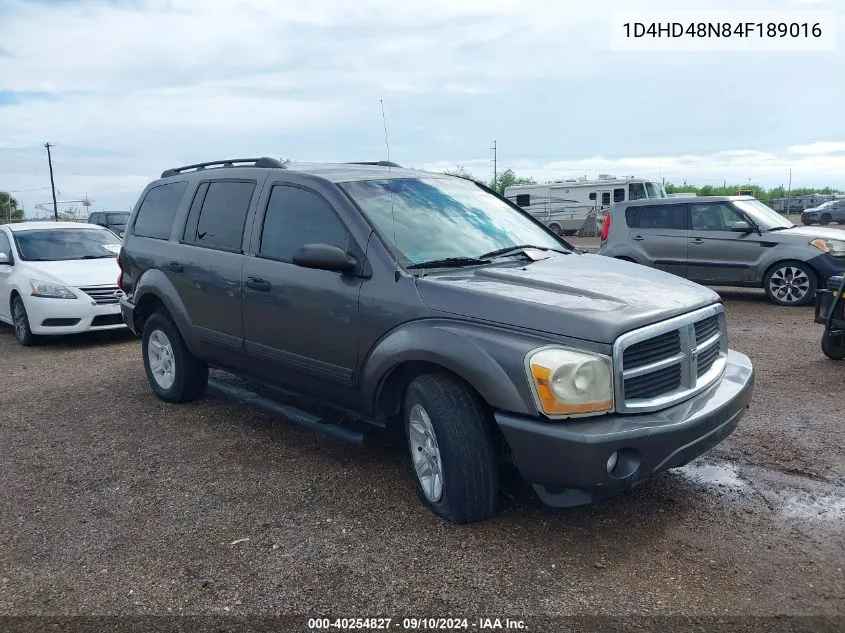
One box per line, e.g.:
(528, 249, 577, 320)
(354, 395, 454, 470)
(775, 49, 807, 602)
(802, 199, 845, 226)
(118, 158, 754, 523)
(598, 196, 845, 306)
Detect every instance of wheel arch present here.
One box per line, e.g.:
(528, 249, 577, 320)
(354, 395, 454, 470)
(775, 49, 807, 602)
(132, 269, 199, 354)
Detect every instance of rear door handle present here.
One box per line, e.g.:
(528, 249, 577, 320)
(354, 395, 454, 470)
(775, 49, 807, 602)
(245, 277, 272, 292)
(632, 235, 645, 241)
(167, 261, 184, 273)
(690, 238, 704, 245)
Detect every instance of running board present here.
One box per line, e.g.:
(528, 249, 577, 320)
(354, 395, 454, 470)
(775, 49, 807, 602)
(207, 378, 365, 446)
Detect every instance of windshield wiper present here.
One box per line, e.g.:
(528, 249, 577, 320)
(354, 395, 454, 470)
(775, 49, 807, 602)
(406, 257, 491, 270)
(479, 244, 569, 259)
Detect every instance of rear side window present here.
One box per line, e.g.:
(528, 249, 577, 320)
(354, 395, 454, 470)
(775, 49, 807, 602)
(182, 180, 255, 252)
(515, 194, 531, 207)
(614, 188, 625, 202)
(133, 182, 189, 240)
(259, 185, 348, 262)
(626, 204, 686, 230)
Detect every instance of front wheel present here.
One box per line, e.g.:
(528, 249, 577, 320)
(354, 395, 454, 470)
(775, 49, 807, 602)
(403, 374, 498, 524)
(11, 295, 36, 346)
(820, 213, 832, 225)
(763, 262, 817, 306)
(821, 331, 845, 360)
(142, 312, 208, 402)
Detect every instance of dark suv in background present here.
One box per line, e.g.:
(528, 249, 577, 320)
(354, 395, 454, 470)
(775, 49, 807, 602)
(88, 211, 130, 237)
(117, 157, 754, 523)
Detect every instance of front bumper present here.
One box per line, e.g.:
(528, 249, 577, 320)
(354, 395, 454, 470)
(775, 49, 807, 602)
(495, 349, 754, 507)
(26, 296, 125, 335)
(809, 253, 845, 284)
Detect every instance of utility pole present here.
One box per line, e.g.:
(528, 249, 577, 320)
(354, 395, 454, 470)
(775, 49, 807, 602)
(491, 140, 497, 192)
(785, 168, 792, 218)
(44, 143, 58, 220)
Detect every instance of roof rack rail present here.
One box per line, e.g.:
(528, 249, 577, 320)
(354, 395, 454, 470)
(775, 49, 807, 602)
(346, 161, 403, 168)
(161, 157, 286, 178)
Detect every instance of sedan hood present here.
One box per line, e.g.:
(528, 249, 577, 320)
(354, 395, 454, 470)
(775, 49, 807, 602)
(415, 253, 720, 344)
(23, 258, 120, 287)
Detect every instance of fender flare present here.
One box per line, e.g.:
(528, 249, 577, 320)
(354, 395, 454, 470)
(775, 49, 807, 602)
(132, 269, 199, 353)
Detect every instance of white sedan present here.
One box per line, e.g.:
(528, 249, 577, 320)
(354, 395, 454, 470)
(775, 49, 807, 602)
(0, 222, 126, 346)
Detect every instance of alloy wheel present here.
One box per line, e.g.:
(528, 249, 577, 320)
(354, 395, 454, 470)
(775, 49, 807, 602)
(147, 329, 176, 390)
(768, 266, 811, 304)
(407, 404, 444, 503)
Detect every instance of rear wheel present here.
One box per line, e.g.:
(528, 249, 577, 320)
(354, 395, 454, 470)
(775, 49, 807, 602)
(548, 223, 563, 236)
(11, 295, 35, 346)
(142, 312, 208, 402)
(403, 373, 498, 524)
(763, 262, 816, 306)
(820, 213, 832, 225)
(821, 332, 845, 360)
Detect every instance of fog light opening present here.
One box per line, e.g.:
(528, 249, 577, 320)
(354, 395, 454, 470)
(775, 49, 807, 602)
(607, 447, 641, 480)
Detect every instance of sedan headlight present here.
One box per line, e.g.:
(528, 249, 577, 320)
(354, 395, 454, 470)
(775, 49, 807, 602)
(810, 238, 845, 257)
(30, 279, 77, 299)
(525, 347, 614, 418)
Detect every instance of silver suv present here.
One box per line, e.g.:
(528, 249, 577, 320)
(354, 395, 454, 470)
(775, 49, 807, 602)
(597, 196, 845, 306)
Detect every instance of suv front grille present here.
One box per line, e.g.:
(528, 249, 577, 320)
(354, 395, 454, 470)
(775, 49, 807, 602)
(79, 286, 123, 305)
(613, 304, 727, 413)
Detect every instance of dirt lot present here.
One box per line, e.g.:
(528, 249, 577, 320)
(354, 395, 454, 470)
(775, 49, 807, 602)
(1, 286, 844, 624)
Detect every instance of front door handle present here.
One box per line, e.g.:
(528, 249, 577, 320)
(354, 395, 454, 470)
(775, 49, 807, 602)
(690, 238, 704, 245)
(167, 261, 184, 273)
(245, 277, 272, 292)
(632, 235, 645, 241)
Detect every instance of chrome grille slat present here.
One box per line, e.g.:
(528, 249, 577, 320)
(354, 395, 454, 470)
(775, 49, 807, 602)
(613, 304, 728, 413)
(78, 285, 123, 305)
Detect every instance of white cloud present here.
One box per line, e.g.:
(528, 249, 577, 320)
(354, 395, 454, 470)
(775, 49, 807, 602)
(788, 141, 845, 155)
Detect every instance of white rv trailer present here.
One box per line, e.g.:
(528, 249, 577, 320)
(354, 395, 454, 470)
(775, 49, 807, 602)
(504, 175, 667, 235)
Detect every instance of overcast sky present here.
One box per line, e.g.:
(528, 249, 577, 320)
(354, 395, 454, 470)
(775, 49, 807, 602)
(1, 0, 844, 215)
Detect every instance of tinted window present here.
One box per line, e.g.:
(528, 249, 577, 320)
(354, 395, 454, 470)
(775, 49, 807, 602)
(0, 231, 11, 258)
(601, 192, 611, 206)
(690, 203, 743, 231)
(107, 212, 130, 227)
(614, 188, 625, 202)
(260, 185, 348, 261)
(89, 213, 101, 224)
(133, 182, 189, 240)
(183, 181, 255, 251)
(627, 205, 686, 230)
(629, 183, 647, 201)
(515, 194, 531, 207)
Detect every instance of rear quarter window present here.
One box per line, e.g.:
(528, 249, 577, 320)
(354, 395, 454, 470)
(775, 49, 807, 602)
(132, 181, 189, 240)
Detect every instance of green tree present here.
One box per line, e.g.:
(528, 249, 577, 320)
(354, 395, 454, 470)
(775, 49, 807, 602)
(443, 165, 478, 181)
(492, 168, 536, 195)
(0, 192, 24, 223)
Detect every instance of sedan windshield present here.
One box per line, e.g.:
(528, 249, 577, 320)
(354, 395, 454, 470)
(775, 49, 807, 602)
(14, 228, 122, 261)
(733, 199, 794, 231)
(341, 178, 564, 266)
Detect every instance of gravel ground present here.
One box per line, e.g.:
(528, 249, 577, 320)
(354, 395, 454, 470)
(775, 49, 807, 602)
(1, 289, 844, 623)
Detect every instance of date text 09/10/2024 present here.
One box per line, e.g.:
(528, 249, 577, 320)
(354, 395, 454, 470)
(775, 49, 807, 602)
(307, 618, 527, 630)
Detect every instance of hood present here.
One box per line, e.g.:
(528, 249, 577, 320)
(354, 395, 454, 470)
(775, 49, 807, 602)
(773, 225, 845, 240)
(415, 253, 720, 344)
(22, 258, 120, 287)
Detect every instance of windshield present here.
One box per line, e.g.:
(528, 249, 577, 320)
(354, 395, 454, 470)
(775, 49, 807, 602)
(733, 199, 794, 230)
(645, 182, 665, 198)
(14, 228, 122, 261)
(107, 212, 130, 228)
(342, 178, 563, 266)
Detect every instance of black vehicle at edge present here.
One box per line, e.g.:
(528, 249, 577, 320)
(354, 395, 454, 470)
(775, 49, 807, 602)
(117, 157, 755, 523)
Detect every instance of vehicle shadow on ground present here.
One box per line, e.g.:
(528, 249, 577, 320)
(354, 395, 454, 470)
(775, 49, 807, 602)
(0, 322, 135, 349)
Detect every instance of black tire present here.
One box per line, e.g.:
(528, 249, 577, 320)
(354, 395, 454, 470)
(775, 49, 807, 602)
(820, 213, 832, 225)
(821, 332, 845, 360)
(548, 223, 563, 236)
(141, 312, 208, 403)
(564, 230, 578, 236)
(11, 295, 36, 347)
(763, 261, 817, 306)
(403, 373, 498, 524)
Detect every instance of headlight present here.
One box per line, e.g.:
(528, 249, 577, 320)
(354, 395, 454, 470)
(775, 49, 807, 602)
(525, 347, 614, 418)
(30, 279, 77, 299)
(810, 238, 845, 257)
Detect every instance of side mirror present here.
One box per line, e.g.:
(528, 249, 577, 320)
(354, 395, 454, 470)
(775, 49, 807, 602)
(292, 243, 356, 273)
(731, 221, 752, 233)
(0, 252, 11, 265)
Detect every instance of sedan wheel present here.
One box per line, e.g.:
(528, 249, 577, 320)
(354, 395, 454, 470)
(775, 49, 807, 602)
(11, 296, 35, 346)
(765, 263, 815, 306)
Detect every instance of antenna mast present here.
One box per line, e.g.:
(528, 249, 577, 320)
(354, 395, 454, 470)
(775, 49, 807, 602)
(380, 99, 400, 280)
